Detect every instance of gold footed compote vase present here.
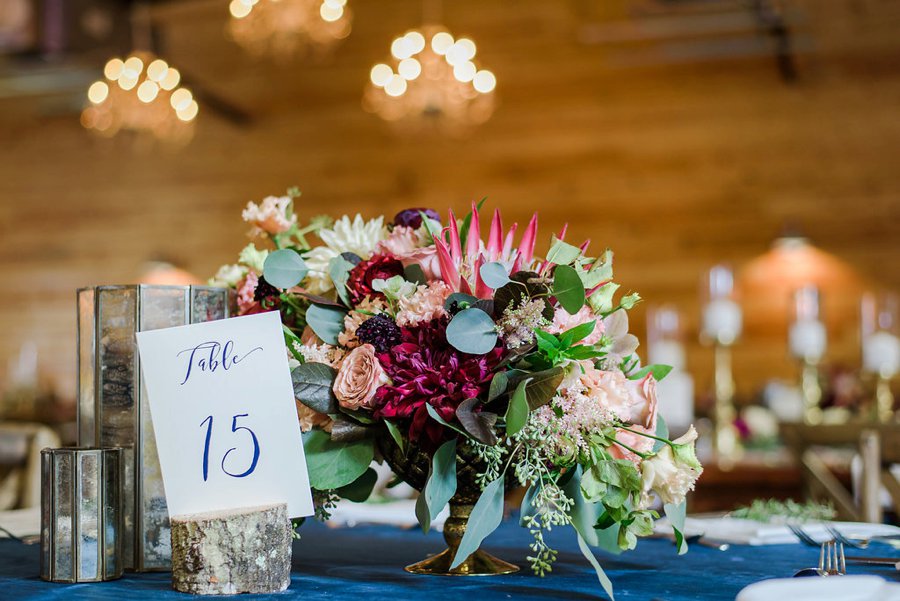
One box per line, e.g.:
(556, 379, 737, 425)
(378, 436, 519, 576)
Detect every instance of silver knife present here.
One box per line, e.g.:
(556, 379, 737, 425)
(844, 556, 900, 569)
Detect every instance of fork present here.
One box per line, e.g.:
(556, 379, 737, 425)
(826, 525, 867, 549)
(788, 524, 820, 547)
(820, 540, 846, 575)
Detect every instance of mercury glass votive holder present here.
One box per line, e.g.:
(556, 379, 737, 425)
(40, 447, 124, 583)
(76, 285, 234, 571)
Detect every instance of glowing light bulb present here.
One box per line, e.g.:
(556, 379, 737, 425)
(370, 63, 393, 87)
(320, 3, 343, 22)
(137, 81, 159, 103)
(146, 59, 169, 82)
(455, 38, 476, 60)
(384, 75, 407, 97)
(431, 31, 454, 55)
(123, 56, 144, 77)
(398, 58, 421, 80)
(404, 31, 425, 54)
(229, 0, 252, 18)
(323, 0, 347, 7)
(453, 61, 477, 82)
(473, 70, 496, 93)
(103, 58, 124, 81)
(87, 81, 109, 104)
(170, 88, 193, 111)
(176, 100, 199, 122)
(391, 36, 414, 60)
(118, 75, 138, 91)
(159, 68, 180, 91)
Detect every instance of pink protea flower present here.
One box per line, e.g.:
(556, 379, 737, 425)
(372, 318, 503, 449)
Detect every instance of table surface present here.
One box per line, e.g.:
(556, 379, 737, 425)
(3, 518, 899, 601)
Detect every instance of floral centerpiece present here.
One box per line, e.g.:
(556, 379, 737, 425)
(211, 190, 703, 597)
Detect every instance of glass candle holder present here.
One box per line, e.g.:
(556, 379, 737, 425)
(76, 285, 234, 571)
(789, 285, 825, 424)
(861, 292, 899, 421)
(40, 447, 124, 583)
(647, 305, 694, 433)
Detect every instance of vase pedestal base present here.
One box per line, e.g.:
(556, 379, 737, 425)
(405, 548, 519, 576)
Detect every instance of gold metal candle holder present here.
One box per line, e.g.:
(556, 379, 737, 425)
(712, 344, 741, 468)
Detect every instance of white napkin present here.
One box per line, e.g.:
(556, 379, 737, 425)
(737, 575, 900, 601)
(654, 516, 900, 546)
(0, 507, 40, 538)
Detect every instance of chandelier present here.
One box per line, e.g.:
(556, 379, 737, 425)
(81, 52, 198, 143)
(227, 0, 351, 61)
(363, 25, 496, 133)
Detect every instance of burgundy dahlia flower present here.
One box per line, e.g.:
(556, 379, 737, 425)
(372, 318, 503, 450)
(346, 254, 404, 304)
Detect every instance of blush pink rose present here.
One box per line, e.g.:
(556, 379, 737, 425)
(333, 344, 389, 411)
(376, 226, 420, 256)
(581, 369, 658, 430)
(396, 246, 442, 282)
(241, 196, 296, 235)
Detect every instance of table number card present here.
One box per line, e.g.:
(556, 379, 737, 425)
(136, 311, 313, 518)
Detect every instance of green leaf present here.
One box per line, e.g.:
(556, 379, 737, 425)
(458, 198, 487, 246)
(653, 414, 669, 453)
(415, 439, 458, 534)
(283, 325, 305, 362)
(425, 403, 469, 438)
(559, 320, 596, 348)
(492, 271, 553, 320)
(505, 378, 530, 436)
(456, 398, 498, 445)
(263, 248, 308, 289)
(302, 430, 374, 490)
(664, 501, 689, 555)
(487, 372, 508, 402)
(628, 364, 673, 382)
(291, 362, 338, 414)
(517, 367, 565, 411)
(336, 467, 378, 502)
(404, 263, 427, 285)
(546, 237, 583, 266)
(576, 532, 616, 601)
(519, 482, 539, 526)
(445, 292, 479, 312)
(562, 466, 621, 554)
(446, 308, 499, 355)
(329, 255, 356, 306)
(384, 420, 406, 454)
(305, 304, 347, 345)
(479, 261, 511, 289)
(329, 418, 370, 442)
(450, 476, 504, 569)
(553, 265, 586, 315)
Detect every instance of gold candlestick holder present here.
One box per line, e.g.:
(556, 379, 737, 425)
(800, 360, 823, 424)
(712, 344, 741, 469)
(875, 375, 895, 423)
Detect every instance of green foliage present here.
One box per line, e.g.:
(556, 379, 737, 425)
(425, 403, 469, 438)
(336, 467, 378, 503)
(456, 398, 499, 445)
(446, 307, 499, 354)
(628, 364, 673, 382)
(553, 264, 586, 314)
(263, 248, 308, 289)
(305, 303, 347, 345)
(545, 237, 584, 265)
(487, 372, 508, 402)
(302, 430, 374, 490)
(731, 498, 837, 523)
(283, 325, 305, 362)
(415, 439, 458, 534)
(450, 476, 505, 570)
(531, 327, 605, 368)
(664, 501, 689, 555)
(328, 255, 356, 306)
(291, 362, 338, 414)
(505, 378, 530, 436)
(444, 292, 479, 311)
(480, 261, 511, 289)
(384, 420, 406, 454)
(577, 533, 616, 601)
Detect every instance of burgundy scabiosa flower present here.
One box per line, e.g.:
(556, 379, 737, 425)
(346, 254, 404, 304)
(393, 207, 440, 229)
(356, 314, 402, 353)
(372, 318, 503, 450)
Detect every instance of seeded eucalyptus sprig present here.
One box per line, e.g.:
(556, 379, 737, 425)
(730, 498, 836, 523)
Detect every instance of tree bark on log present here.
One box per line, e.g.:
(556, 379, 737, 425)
(170, 503, 292, 595)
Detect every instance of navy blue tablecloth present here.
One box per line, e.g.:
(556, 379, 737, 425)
(3, 519, 897, 601)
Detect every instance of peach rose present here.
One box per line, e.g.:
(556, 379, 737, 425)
(548, 305, 605, 346)
(241, 195, 296, 235)
(581, 368, 658, 430)
(397, 247, 442, 282)
(333, 344, 389, 410)
(376, 226, 420, 255)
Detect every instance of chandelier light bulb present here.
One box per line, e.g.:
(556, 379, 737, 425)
(398, 58, 421, 80)
(370, 63, 393, 87)
(472, 70, 496, 93)
(146, 59, 169, 82)
(103, 58, 124, 80)
(159, 68, 180, 91)
(136, 81, 160, 103)
(431, 31, 454, 54)
(384, 75, 408, 97)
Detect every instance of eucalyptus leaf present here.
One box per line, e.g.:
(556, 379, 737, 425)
(450, 476, 505, 570)
(487, 372, 508, 402)
(505, 378, 530, 436)
(404, 263, 427, 285)
(415, 439, 458, 534)
(306, 303, 347, 345)
(329, 255, 356, 306)
(479, 261, 511, 289)
(562, 466, 619, 552)
(456, 398, 498, 445)
(302, 430, 374, 490)
(291, 362, 338, 414)
(263, 248, 308, 289)
(446, 308, 499, 355)
(553, 264, 586, 315)
(492, 272, 553, 320)
(653, 414, 669, 453)
(576, 532, 616, 601)
(336, 467, 378, 503)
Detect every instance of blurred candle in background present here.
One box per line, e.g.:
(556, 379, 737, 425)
(647, 305, 694, 434)
(861, 292, 900, 378)
(701, 264, 742, 345)
(789, 285, 827, 362)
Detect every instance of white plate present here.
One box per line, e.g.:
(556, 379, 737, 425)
(737, 575, 900, 601)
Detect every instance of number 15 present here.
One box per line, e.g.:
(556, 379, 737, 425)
(199, 413, 261, 481)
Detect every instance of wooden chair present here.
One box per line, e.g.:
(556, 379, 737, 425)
(0, 422, 60, 510)
(781, 423, 900, 523)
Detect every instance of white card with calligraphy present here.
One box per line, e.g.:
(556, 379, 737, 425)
(136, 311, 313, 518)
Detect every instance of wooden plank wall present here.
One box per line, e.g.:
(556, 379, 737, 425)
(0, 0, 897, 406)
